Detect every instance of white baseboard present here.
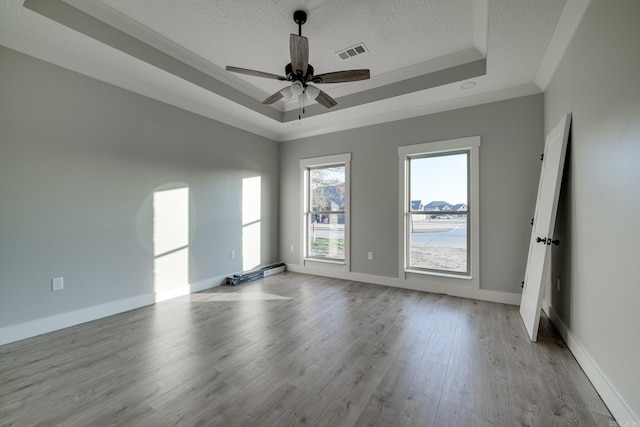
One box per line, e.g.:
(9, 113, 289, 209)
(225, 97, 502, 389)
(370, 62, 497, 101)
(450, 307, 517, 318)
(285, 264, 521, 305)
(543, 299, 639, 424)
(190, 276, 225, 293)
(0, 293, 155, 346)
(0, 275, 226, 347)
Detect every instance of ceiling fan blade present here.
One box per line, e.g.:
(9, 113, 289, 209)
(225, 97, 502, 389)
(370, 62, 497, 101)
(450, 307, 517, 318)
(262, 89, 285, 105)
(226, 66, 287, 81)
(312, 69, 370, 84)
(315, 89, 337, 108)
(290, 34, 309, 77)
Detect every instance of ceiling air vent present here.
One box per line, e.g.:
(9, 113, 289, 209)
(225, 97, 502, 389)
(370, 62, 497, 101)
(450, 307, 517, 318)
(336, 43, 368, 60)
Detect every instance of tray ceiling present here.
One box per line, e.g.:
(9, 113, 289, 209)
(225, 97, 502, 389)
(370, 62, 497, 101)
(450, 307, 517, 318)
(0, 0, 588, 141)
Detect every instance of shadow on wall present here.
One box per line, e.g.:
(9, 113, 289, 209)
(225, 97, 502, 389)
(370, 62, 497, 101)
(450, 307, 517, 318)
(551, 135, 572, 330)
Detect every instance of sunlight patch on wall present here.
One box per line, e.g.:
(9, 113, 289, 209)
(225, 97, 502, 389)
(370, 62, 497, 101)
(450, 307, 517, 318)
(153, 186, 189, 302)
(242, 176, 261, 271)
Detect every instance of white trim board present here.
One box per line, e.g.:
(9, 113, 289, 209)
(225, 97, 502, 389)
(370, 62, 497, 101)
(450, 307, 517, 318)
(0, 275, 226, 346)
(398, 136, 481, 291)
(542, 299, 639, 424)
(286, 264, 520, 306)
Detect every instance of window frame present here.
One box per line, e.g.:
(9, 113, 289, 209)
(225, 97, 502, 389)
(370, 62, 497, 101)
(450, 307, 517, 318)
(407, 150, 470, 275)
(300, 153, 351, 268)
(398, 137, 480, 283)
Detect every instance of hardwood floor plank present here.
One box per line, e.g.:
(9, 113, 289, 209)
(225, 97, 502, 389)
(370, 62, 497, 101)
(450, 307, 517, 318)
(395, 358, 448, 426)
(312, 327, 406, 427)
(499, 306, 557, 426)
(434, 400, 475, 427)
(0, 272, 614, 426)
(354, 296, 437, 426)
(270, 340, 377, 426)
(474, 300, 515, 426)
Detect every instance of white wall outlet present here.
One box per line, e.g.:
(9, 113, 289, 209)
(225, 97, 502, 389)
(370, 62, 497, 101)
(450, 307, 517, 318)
(368, 252, 374, 261)
(52, 277, 64, 291)
(290, 244, 294, 252)
(230, 250, 236, 259)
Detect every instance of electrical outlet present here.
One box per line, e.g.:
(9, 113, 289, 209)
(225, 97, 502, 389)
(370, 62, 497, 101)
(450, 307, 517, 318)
(290, 244, 294, 252)
(367, 252, 374, 261)
(230, 250, 236, 259)
(52, 277, 64, 291)
(556, 278, 561, 292)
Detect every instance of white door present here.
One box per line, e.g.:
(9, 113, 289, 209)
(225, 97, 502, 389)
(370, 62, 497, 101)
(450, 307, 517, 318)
(520, 113, 571, 341)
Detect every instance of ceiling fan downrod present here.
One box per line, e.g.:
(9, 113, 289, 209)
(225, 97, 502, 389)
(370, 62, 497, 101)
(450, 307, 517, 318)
(293, 10, 307, 36)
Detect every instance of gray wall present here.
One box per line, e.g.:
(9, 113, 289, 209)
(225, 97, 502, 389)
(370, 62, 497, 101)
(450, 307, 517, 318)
(545, 0, 640, 420)
(280, 94, 544, 294)
(0, 47, 279, 328)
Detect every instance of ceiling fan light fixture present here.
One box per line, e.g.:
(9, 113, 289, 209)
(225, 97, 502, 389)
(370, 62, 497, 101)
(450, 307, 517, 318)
(290, 81, 304, 96)
(304, 85, 320, 102)
(280, 86, 294, 100)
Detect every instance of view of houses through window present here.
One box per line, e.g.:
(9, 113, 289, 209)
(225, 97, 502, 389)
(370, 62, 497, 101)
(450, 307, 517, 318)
(408, 151, 469, 274)
(306, 164, 346, 260)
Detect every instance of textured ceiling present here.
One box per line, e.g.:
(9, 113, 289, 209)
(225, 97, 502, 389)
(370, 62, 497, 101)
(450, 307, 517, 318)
(97, 0, 475, 97)
(0, 0, 584, 141)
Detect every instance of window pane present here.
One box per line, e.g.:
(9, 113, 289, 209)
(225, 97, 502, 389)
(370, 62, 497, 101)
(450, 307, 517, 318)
(307, 214, 345, 259)
(409, 153, 467, 211)
(409, 152, 469, 274)
(409, 213, 467, 273)
(310, 166, 345, 212)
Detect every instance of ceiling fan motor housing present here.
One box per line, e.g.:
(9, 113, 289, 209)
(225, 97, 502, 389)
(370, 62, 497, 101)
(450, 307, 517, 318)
(286, 63, 314, 83)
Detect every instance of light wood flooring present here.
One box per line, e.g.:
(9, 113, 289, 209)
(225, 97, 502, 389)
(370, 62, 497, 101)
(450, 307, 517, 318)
(1, 272, 614, 426)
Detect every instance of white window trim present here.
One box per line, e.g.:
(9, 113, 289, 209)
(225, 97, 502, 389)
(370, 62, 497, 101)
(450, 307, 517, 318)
(300, 153, 351, 270)
(398, 136, 480, 288)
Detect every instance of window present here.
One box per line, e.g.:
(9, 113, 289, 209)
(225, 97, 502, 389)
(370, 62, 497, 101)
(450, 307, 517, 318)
(301, 153, 350, 264)
(399, 137, 480, 278)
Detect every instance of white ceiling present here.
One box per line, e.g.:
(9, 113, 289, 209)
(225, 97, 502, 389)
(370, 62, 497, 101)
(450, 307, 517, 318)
(0, 0, 589, 141)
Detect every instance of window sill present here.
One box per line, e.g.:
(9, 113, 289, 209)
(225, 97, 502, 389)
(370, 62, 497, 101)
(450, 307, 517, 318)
(404, 269, 472, 280)
(304, 258, 346, 265)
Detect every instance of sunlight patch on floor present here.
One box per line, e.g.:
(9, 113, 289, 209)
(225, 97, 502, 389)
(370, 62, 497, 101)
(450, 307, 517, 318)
(191, 292, 292, 302)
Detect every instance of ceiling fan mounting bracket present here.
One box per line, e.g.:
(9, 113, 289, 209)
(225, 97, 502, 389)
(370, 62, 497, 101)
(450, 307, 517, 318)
(293, 10, 307, 26)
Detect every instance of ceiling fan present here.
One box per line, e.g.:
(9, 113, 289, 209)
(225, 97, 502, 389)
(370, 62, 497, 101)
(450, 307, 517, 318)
(226, 10, 370, 117)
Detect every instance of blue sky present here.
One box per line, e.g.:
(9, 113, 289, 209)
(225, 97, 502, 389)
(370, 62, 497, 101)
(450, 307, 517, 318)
(410, 153, 467, 205)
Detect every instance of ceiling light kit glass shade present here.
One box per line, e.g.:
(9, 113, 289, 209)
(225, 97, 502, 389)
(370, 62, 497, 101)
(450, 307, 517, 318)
(290, 81, 304, 96)
(304, 85, 320, 102)
(280, 82, 322, 120)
